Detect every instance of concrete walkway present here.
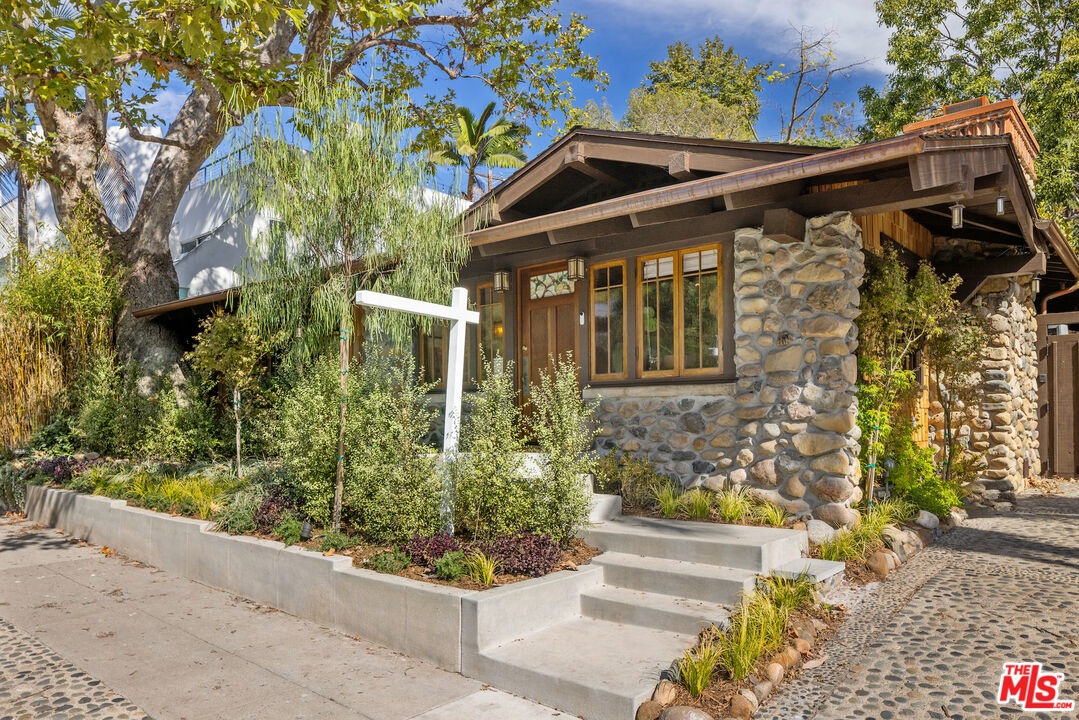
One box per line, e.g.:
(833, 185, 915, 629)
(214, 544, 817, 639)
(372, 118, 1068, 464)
(0, 516, 570, 720)
(760, 477, 1079, 720)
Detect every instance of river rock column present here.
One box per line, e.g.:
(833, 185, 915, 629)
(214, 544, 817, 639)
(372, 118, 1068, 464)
(723, 211, 866, 527)
(967, 276, 1039, 490)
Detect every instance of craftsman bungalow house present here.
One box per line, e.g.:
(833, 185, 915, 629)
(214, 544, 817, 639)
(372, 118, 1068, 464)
(136, 98, 1078, 527)
(431, 97, 1077, 526)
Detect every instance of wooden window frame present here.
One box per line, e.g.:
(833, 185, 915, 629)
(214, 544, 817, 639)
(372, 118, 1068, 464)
(475, 282, 506, 382)
(418, 322, 448, 389)
(589, 260, 628, 381)
(636, 243, 723, 379)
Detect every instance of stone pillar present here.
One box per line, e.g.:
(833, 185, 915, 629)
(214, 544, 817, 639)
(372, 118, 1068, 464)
(721, 211, 866, 527)
(967, 276, 1040, 490)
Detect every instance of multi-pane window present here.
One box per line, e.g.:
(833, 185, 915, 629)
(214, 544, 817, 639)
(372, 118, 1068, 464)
(637, 244, 721, 377)
(590, 262, 626, 379)
(419, 323, 447, 386)
(476, 284, 505, 379)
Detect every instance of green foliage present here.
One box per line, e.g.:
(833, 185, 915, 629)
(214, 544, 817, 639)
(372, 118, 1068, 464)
(530, 354, 596, 542)
(857, 250, 961, 502)
(187, 312, 266, 396)
(760, 574, 817, 617)
(433, 550, 467, 581)
(817, 503, 902, 563)
(592, 450, 666, 509)
(716, 485, 753, 523)
(654, 482, 681, 518)
(886, 427, 964, 518)
(753, 501, 789, 528)
(215, 484, 265, 535)
(426, 102, 528, 199)
(622, 86, 754, 140)
(457, 360, 530, 541)
(319, 531, 357, 553)
(644, 36, 770, 126)
(464, 551, 499, 586)
(859, 0, 1079, 226)
(29, 415, 79, 456)
(273, 515, 303, 546)
(368, 550, 411, 574)
(681, 488, 713, 518)
(678, 642, 720, 697)
(276, 355, 440, 542)
(458, 356, 592, 544)
(0, 464, 28, 512)
(717, 606, 766, 682)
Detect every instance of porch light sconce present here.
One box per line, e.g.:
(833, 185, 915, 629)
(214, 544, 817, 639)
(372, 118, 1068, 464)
(950, 201, 965, 229)
(493, 270, 510, 294)
(567, 256, 586, 282)
(1032, 277, 1041, 295)
(996, 194, 1007, 216)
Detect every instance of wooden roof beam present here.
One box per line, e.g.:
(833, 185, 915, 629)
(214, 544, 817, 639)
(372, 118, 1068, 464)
(564, 145, 626, 187)
(763, 208, 807, 244)
(724, 180, 806, 210)
(668, 152, 701, 181)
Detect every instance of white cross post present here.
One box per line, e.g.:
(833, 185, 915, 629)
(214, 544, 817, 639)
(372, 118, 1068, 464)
(353, 287, 479, 532)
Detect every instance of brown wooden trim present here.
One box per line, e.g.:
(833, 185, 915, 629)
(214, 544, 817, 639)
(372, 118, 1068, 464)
(589, 259, 628, 381)
(474, 281, 505, 383)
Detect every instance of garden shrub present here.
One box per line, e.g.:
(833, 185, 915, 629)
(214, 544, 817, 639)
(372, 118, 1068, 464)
(455, 360, 530, 541)
(433, 550, 467, 581)
(143, 374, 223, 463)
(530, 354, 596, 542)
(481, 531, 561, 577)
(273, 515, 303, 545)
(369, 550, 410, 574)
(0, 464, 28, 512)
(319, 531, 357, 552)
(593, 450, 665, 508)
(406, 532, 461, 566)
(276, 354, 440, 542)
(885, 423, 962, 517)
(254, 485, 296, 533)
(29, 414, 79, 456)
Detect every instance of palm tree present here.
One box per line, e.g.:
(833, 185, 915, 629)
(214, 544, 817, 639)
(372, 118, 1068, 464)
(427, 102, 528, 200)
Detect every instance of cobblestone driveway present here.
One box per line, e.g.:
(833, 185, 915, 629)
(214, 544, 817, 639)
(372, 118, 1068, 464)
(0, 617, 149, 720)
(761, 479, 1079, 720)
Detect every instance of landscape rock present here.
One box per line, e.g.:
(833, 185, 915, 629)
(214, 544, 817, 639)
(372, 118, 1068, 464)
(806, 519, 836, 545)
(916, 510, 940, 529)
(792, 637, 812, 654)
(637, 700, 664, 720)
(866, 550, 891, 579)
(753, 680, 774, 702)
(765, 661, 785, 685)
(652, 680, 678, 705)
(659, 707, 714, 720)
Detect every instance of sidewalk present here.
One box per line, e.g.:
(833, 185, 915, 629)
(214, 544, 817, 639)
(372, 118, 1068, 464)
(759, 477, 1079, 720)
(0, 516, 570, 720)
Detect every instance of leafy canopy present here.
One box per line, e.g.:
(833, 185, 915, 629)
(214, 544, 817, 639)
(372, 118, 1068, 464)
(427, 102, 528, 199)
(859, 0, 1079, 222)
(0, 0, 606, 176)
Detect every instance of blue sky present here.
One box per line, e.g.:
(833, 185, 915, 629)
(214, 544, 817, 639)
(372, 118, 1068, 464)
(149, 1, 896, 189)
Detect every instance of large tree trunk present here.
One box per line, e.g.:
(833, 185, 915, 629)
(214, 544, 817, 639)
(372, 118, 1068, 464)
(38, 93, 226, 376)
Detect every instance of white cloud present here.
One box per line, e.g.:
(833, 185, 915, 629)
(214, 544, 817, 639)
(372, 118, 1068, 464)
(579, 0, 891, 73)
(147, 88, 189, 125)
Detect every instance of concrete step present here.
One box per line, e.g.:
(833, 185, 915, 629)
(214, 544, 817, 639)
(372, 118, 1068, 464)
(581, 584, 731, 636)
(470, 617, 694, 720)
(592, 552, 758, 605)
(580, 516, 806, 572)
(771, 557, 846, 595)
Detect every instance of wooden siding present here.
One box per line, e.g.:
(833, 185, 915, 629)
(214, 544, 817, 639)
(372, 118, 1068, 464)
(854, 211, 933, 259)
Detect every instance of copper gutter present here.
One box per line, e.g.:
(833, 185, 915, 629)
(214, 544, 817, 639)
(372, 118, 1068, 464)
(467, 134, 926, 246)
(1041, 281, 1079, 313)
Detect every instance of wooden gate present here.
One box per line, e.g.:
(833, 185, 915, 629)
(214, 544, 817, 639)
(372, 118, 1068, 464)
(1037, 311, 1079, 476)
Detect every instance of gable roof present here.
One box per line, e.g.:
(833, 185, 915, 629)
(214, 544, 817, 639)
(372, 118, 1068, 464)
(466, 127, 830, 225)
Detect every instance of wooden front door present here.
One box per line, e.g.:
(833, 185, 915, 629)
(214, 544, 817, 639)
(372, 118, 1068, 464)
(519, 262, 579, 403)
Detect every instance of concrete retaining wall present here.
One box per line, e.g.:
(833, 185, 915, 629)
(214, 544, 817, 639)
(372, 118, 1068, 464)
(25, 485, 468, 670)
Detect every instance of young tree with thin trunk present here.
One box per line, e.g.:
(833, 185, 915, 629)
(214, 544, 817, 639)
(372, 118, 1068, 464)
(237, 73, 468, 532)
(856, 250, 959, 505)
(0, 1, 603, 374)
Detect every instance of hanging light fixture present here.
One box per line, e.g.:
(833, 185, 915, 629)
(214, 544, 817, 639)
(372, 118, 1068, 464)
(950, 201, 965, 229)
(567, 256, 586, 282)
(493, 270, 510, 294)
(996, 194, 1007, 216)
(1032, 277, 1041, 295)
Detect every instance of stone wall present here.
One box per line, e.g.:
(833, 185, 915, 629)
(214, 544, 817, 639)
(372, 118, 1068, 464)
(928, 238, 1040, 491)
(592, 212, 866, 527)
